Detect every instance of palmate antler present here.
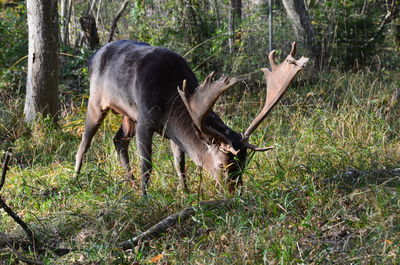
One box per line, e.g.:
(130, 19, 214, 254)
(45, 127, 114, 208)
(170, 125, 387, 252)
(242, 42, 309, 150)
(178, 72, 240, 154)
(178, 42, 308, 154)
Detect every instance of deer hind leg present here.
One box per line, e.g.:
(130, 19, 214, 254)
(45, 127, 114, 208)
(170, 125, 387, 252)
(113, 116, 136, 181)
(135, 123, 154, 196)
(75, 101, 108, 174)
(170, 140, 189, 192)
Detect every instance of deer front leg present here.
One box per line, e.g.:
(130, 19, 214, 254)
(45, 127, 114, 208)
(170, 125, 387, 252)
(170, 140, 189, 192)
(113, 116, 136, 182)
(75, 101, 108, 174)
(136, 123, 154, 196)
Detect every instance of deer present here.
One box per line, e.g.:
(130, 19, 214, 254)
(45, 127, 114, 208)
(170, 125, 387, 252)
(74, 40, 309, 195)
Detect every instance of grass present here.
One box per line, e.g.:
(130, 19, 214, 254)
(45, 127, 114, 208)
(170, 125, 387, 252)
(0, 70, 399, 264)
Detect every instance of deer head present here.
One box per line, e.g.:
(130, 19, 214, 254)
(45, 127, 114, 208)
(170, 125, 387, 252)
(178, 42, 309, 192)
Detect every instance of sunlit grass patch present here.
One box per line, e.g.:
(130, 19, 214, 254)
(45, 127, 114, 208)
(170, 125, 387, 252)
(0, 70, 399, 263)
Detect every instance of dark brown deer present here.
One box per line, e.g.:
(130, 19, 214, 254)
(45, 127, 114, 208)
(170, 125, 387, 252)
(75, 40, 308, 195)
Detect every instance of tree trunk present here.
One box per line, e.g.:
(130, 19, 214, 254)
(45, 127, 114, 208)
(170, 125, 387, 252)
(25, 0, 60, 122)
(60, 0, 72, 46)
(282, 0, 320, 66)
(228, 0, 242, 53)
(213, 0, 220, 29)
(107, 0, 130, 43)
(79, 14, 100, 49)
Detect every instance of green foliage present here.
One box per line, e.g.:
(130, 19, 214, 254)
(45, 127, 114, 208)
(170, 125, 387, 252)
(310, 0, 397, 68)
(0, 1, 399, 263)
(59, 47, 92, 96)
(0, 3, 28, 92)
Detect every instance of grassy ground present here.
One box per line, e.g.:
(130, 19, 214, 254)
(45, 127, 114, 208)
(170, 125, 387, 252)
(0, 70, 399, 264)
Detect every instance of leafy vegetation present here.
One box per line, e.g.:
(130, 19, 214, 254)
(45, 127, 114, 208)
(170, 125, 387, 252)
(1, 70, 399, 264)
(0, 0, 399, 264)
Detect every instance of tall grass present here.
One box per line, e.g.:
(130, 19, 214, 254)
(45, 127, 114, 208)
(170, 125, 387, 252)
(0, 70, 399, 264)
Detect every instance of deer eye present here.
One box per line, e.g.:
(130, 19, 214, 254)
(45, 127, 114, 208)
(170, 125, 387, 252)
(218, 164, 224, 169)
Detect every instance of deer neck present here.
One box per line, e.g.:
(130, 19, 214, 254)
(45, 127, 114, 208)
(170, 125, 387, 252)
(165, 106, 214, 168)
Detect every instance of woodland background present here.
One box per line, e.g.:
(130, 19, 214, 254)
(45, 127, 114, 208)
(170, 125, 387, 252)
(0, 0, 399, 264)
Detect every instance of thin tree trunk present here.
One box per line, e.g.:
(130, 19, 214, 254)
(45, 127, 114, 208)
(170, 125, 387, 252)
(79, 14, 100, 49)
(228, 0, 242, 53)
(213, 0, 220, 29)
(107, 0, 130, 43)
(60, 0, 72, 46)
(282, 0, 320, 66)
(25, 0, 59, 122)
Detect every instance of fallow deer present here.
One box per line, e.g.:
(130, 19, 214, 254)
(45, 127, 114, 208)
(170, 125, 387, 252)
(75, 40, 308, 195)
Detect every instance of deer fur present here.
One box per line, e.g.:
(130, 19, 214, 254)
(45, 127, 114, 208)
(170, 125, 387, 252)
(75, 40, 308, 195)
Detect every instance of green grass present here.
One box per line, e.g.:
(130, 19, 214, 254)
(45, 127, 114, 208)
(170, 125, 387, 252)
(0, 70, 399, 264)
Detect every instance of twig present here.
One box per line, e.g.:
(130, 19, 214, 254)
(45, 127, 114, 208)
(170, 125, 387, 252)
(361, 6, 399, 48)
(0, 150, 11, 191)
(120, 199, 233, 250)
(183, 33, 227, 58)
(6, 243, 43, 265)
(0, 150, 37, 245)
(0, 150, 76, 258)
(0, 233, 32, 249)
(107, 0, 130, 43)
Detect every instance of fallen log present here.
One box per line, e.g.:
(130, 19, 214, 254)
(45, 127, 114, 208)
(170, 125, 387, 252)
(120, 199, 233, 250)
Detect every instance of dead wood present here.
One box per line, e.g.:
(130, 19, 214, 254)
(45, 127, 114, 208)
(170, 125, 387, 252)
(0, 151, 37, 245)
(0, 233, 32, 249)
(0, 150, 75, 260)
(120, 199, 233, 250)
(79, 14, 99, 49)
(5, 243, 44, 265)
(107, 0, 130, 43)
(0, 150, 11, 190)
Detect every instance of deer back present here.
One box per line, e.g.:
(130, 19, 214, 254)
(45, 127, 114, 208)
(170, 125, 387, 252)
(88, 40, 199, 130)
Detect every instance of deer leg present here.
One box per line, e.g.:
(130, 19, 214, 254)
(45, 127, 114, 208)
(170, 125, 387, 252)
(113, 116, 136, 181)
(75, 102, 108, 174)
(135, 123, 154, 196)
(170, 140, 189, 192)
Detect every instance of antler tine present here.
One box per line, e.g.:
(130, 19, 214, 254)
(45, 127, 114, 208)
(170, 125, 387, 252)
(268, 50, 277, 70)
(290, 42, 297, 56)
(243, 141, 274, 152)
(203, 71, 216, 86)
(181, 79, 188, 94)
(242, 42, 309, 142)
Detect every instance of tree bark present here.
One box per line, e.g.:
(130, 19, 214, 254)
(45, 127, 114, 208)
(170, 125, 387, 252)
(25, 0, 60, 122)
(282, 0, 320, 66)
(79, 14, 100, 49)
(60, 0, 72, 46)
(107, 0, 130, 43)
(228, 0, 242, 53)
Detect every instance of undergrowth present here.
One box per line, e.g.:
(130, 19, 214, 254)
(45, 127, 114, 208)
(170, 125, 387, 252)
(0, 70, 399, 264)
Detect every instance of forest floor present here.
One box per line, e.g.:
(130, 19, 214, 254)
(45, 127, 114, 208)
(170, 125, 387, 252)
(0, 70, 399, 264)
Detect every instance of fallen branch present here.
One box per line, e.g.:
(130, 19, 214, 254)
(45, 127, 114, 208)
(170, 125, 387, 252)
(120, 199, 233, 250)
(6, 243, 43, 265)
(0, 150, 77, 258)
(0, 233, 32, 249)
(107, 0, 130, 43)
(0, 150, 11, 190)
(0, 151, 37, 245)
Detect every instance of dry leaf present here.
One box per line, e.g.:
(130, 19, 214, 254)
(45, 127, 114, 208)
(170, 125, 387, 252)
(150, 253, 164, 263)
